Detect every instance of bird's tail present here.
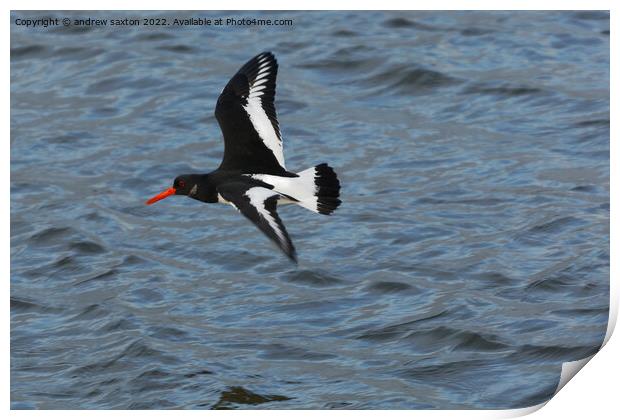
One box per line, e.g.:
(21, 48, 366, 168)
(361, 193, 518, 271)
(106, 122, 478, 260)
(295, 163, 341, 215)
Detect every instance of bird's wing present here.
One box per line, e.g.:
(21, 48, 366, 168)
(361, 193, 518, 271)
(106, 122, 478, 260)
(215, 52, 286, 175)
(218, 182, 296, 262)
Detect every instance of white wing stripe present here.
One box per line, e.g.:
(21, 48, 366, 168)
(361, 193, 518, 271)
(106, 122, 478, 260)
(245, 187, 286, 243)
(243, 98, 285, 168)
(256, 69, 271, 79)
(249, 85, 267, 94)
(253, 77, 269, 86)
(236, 53, 284, 168)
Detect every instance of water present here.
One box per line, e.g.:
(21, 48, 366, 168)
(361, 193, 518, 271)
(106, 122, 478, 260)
(10, 11, 609, 409)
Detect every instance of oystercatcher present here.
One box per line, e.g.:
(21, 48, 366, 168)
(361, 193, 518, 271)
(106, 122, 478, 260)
(146, 52, 341, 262)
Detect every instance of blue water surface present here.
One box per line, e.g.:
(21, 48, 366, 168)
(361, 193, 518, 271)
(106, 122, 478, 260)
(11, 10, 609, 409)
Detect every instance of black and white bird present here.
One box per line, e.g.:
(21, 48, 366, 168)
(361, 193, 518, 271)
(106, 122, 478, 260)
(146, 52, 341, 262)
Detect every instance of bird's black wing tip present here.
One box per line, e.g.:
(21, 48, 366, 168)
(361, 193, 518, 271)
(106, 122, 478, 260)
(257, 51, 277, 64)
(287, 250, 298, 264)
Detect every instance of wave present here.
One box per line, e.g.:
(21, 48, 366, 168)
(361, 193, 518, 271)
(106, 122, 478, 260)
(463, 82, 544, 97)
(282, 269, 343, 287)
(11, 45, 47, 60)
(212, 386, 291, 409)
(382, 17, 440, 31)
(297, 46, 380, 72)
(358, 63, 457, 95)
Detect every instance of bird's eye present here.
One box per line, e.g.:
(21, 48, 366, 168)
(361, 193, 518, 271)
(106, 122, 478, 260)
(178, 180, 186, 188)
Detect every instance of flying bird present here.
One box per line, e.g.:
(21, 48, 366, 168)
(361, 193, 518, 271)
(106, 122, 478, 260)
(146, 52, 341, 262)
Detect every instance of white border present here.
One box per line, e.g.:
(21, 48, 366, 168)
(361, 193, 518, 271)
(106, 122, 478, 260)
(5, 1, 617, 419)
(2, 0, 619, 10)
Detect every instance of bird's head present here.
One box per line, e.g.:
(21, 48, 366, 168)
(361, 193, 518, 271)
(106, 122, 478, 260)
(145, 174, 198, 205)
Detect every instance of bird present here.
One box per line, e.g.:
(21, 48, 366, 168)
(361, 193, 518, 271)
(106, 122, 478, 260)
(145, 52, 341, 263)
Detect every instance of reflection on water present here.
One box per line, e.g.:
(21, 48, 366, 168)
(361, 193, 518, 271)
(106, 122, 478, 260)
(11, 10, 609, 409)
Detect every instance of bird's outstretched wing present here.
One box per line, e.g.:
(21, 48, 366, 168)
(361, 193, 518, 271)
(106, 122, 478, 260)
(215, 52, 287, 175)
(218, 182, 297, 262)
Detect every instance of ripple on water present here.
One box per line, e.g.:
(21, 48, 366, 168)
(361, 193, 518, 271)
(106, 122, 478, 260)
(462, 82, 544, 98)
(211, 386, 292, 409)
(281, 269, 343, 287)
(382, 17, 440, 31)
(297, 46, 381, 73)
(258, 343, 337, 361)
(330, 29, 358, 37)
(147, 325, 190, 342)
(358, 63, 458, 96)
(527, 216, 585, 234)
(10, 297, 62, 315)
(69, 339, 180, 378)
(156, 44, 195, 54)
(356, 310, 448, 341)
(366, 280, 414, 293)
(85, 77, 162, 95)
(11, 45, 47, 59)
(134, 32, 175, 42)
(28, 227, 77, 246)
(69, 240, 106, 254)
(56, 46, 104, 61)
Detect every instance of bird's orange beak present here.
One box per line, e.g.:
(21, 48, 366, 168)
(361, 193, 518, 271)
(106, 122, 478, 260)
(145, 187, 176, 205)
